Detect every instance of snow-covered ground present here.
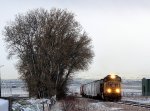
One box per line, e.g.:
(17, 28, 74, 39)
(13, 98, 47, 111)
(87, 102, 124, 111)
(50, 96, 150, 111)
(0, 99, 9, 111)
(12, 96, 56, 111)
(12, 96, 150, 111)
(51, 101, 124, 111)
(123, 96, 150, 104)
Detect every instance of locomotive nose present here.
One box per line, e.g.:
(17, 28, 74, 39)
(106, 88, 121, 94)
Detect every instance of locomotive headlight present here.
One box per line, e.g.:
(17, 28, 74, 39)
(110, 74, 116, 79)
(107, 88, 112, 93)
(115, 88, 120, 93)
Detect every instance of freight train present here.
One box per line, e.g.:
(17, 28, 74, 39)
(80, 74, 122, 101)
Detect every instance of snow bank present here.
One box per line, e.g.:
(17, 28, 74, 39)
(12, 98, 49, 111)
(12, 95, 56, 111)
(0, 99, 9, 111)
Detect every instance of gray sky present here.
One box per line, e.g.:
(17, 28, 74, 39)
(0, 0, 150, 79)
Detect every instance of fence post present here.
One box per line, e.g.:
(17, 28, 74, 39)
(9, 97, 12, 111)
(43, 102, 44, 111)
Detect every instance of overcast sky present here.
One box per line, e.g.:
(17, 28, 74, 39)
(1, 0, 150, 79)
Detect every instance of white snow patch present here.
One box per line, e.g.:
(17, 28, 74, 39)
(13, 98, 55, 111)
(110, 107, 123, 110)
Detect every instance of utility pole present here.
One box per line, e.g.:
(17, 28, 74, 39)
(0, 65, 4, 98)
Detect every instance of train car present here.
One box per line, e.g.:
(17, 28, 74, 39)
(80, 74, 121, 101)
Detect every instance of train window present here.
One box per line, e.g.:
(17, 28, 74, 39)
(107, 82, 120, 87)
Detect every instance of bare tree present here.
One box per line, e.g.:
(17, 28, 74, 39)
(3, 8, 94, 99)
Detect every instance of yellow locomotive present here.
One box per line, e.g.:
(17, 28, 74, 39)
(80, 74, 122, 101)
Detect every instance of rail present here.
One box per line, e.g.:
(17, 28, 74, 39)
(117, 100, 150, 110)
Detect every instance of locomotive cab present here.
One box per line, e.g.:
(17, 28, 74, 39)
(103, 75, 122, 101)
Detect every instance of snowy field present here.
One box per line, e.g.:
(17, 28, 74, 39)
(2, 87, 28, 97)
(1, 79, 29, 97)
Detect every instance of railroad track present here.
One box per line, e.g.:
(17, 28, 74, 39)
(117, 100, 150, 110)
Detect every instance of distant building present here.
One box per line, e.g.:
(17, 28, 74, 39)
(142, 78, 150, 96)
